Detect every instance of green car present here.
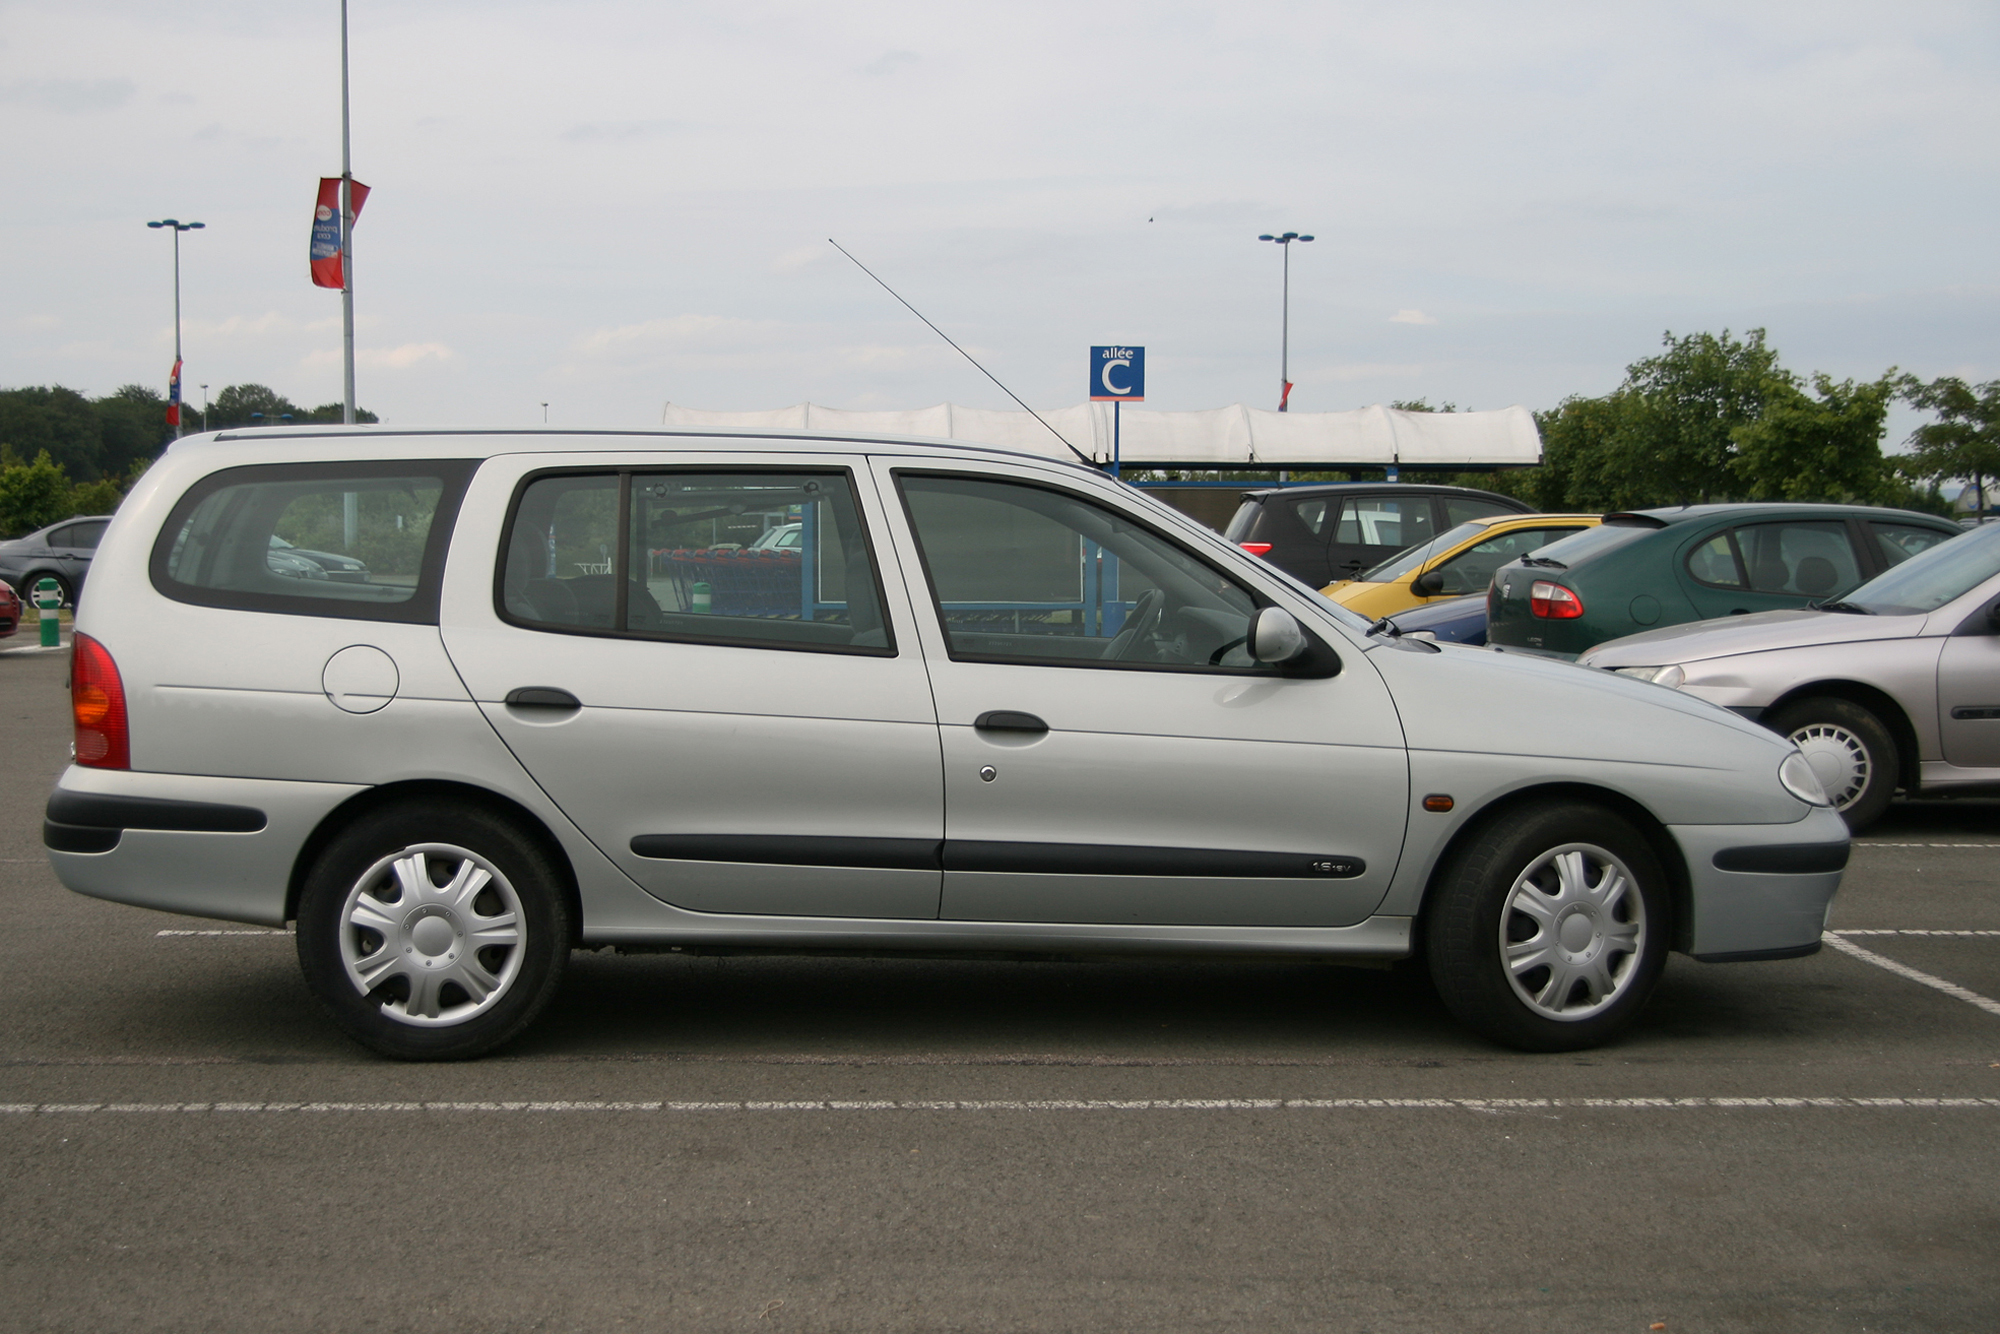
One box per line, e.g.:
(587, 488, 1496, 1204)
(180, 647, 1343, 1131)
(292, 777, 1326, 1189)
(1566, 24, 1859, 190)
(1487, 503, 1963, 658)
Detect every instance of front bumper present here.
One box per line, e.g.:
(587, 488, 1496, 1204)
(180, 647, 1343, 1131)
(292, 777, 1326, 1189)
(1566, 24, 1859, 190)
(45, 767, 366, 926)
(1671, 805, 1850, 961)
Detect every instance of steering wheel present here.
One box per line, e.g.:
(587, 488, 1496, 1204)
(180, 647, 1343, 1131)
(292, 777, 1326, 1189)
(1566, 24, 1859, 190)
(1104, 589, 1166, 661)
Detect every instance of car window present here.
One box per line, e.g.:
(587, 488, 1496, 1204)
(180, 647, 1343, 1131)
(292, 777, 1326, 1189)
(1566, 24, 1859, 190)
(898, 473, 1267, 672)
(499, 470, 893, 655)
(1685, 533, 1744, 588)
(1871, 521, 1954, 568)
(1334, 498, 1434, 553)
(1528, 521, 1653, 567)
(1432, 525, 1587, 594)
(1732, 521, 1861, 597)
(44, 525, 76, 549)
(67, 521, 107, 551)
(1361, 520, 1487, 583)
(152, 461, 471, 623)
(1289, 497, 1331, 537)
(1443, 496, 1518, 527)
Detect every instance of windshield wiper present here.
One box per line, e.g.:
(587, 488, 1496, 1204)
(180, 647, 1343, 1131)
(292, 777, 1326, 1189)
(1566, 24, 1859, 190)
(1518, 555, 1567, 570)
(1811, 599, 1875, 614)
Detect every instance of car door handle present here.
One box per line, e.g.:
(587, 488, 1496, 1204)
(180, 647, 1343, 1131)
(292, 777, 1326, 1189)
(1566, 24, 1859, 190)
(974, 710, 1048, 734)
(504, 686, 581, 710)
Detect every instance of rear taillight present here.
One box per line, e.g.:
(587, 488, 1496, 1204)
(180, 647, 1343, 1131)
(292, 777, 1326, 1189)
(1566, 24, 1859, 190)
(1239, 542, 1274, 557)
(72, 633, 129, 769)
(1530, 580, 1584, 619)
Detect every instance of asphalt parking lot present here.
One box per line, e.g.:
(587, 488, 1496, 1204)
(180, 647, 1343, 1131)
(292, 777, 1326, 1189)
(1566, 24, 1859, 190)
(2, 642, 1995, 1332)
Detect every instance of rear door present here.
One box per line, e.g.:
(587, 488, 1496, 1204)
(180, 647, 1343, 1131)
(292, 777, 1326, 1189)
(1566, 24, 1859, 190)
(1679, 520, 1866, 618)
(876, 460, 1409, 928)
(439, 454, 945, 920)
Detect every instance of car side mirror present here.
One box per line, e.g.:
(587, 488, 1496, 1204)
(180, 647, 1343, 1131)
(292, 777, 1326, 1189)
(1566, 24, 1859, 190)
(1988, 599, 2000, 634)
(1251, 607, 1309, 664)
(1411, 569, 1446, 596)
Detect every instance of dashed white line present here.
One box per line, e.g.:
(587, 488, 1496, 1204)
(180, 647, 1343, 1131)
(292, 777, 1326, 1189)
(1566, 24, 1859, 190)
(154, 929, 289, 937)
(0, 1097, 1995, 1117)
(1823, 932, 2000, 1017)
(1854, 842, 2000, 849)
(1832, 929, 2000, 937)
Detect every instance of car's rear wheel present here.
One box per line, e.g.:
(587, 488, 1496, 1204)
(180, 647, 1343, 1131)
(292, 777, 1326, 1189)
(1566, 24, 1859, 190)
(1426, 801, 1668, 1051)
(295, 801, 570, 1060)
(1764, 696, 1897, 833)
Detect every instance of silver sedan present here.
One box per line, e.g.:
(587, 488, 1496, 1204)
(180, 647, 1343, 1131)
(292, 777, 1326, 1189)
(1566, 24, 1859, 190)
(1581, 522, 2000, 831)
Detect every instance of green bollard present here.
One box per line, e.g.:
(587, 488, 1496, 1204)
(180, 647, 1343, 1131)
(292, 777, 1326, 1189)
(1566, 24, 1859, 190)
(690, 581, 712, 614)
(33, 577, 61, 648)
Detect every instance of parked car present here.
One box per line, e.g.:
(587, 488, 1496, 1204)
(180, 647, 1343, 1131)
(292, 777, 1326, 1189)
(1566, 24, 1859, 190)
(1581, 521, 2000, 831)
(0, 515, 112, 608)
(1487, 504, 1963, 659)
(46, 428, 1848, 1059)
(1223, 482, 1534, 587)
(270, 535, 371, 582)
(0, 581, 19, 639)
(747, 522, 802, 551)
(1324, 513, 1600, 620)
(1381, 594, 1490, 645)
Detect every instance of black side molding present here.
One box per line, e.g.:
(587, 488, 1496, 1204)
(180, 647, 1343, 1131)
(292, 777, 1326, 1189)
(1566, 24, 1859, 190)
(631, 834, 942, 871)
(1692, 941, 1822, 963)
(1712, 842, 1850, 875)
(45, 790, 267, 834)
(945, 841, 1364, 879)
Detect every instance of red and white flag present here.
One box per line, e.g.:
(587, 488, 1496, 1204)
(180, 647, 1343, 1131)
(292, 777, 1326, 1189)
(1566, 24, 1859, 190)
(1278, 381, 1294, 412)
(166, 358, 182, 427)
(309, 177, 371, 289)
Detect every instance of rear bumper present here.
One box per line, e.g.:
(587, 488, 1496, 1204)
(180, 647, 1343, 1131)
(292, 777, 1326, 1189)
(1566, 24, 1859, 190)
(45, 767, 366, 926)
(1670, 806, 1850, 960)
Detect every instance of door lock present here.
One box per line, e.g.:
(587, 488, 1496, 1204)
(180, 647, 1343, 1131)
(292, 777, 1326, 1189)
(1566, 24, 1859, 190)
(978, 765, 997, 782)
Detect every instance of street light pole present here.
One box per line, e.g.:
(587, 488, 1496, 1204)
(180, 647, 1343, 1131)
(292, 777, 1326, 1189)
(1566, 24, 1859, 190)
(1256, 231, 1313, 412)
(147, 218, 205, 438)
(340, 0, 356, 425)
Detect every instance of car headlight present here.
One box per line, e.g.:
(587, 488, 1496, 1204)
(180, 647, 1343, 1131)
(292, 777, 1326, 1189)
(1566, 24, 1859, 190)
(1610, 664, 1685, 689)
(1779, 751, 1832, 807)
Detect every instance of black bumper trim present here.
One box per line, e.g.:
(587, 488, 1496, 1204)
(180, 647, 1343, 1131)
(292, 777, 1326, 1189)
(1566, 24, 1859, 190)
(1712, 842, 1850, 874)
(43, 821, 120, 854)
(45, 790, 267, 834)
(1692, 941, 1822, 963)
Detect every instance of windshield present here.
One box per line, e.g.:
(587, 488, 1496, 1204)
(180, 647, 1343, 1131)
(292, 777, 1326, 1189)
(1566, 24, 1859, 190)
(1843, 523, 1996, 615)
(1516, 520, 1651, 567)
(1360, 520, 1488, 583)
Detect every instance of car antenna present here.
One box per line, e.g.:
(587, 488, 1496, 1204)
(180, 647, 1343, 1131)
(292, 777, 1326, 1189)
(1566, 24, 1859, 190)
(828, 239, 1097, 469)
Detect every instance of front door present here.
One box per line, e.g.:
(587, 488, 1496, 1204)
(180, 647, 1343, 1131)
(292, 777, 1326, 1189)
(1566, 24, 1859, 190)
(876, 462, 1409, 928)
(441, 458, 944, 919)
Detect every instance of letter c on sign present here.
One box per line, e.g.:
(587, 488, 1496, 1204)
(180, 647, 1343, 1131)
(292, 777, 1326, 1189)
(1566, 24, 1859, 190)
(1100, 359, 1132, 395)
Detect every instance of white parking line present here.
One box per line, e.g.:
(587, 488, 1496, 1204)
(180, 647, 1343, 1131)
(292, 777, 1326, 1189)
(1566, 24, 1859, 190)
(0, 1096, 1995, 1117)
(154, 930, 289, 937)
(1832, 929, 2000, 937)
(1854, 842, 2000, 849)
(1822, 932, 2000, 1017)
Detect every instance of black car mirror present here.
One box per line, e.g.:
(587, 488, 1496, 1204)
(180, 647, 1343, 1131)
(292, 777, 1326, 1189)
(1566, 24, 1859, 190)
(1411, 569, 1446, 596)
(1988, 599, 2000, 634)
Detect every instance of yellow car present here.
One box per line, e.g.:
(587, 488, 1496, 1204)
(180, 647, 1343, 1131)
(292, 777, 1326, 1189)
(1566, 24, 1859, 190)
(1322, 512, 1601, 619)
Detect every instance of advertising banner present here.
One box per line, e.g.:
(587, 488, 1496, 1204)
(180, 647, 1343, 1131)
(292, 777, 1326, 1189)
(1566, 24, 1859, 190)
(309, 176, 371, 289)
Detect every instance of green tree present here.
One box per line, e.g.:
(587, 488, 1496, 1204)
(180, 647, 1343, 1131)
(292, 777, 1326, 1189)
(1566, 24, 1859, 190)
(0, 450, 78, 536)
(94, 384, 173, 476)
(1898, 376, 2000, 515)
(207, 384, 377, 429)
(1729, 373, 1895, 502)
(0, 385, 104, 480)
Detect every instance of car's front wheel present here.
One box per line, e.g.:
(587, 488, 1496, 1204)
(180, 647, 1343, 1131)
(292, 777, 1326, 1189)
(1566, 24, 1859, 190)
(1426, 801, 1669, 1051)
(1764, 696, 1897, 832)
(295, 801, 570, 1060)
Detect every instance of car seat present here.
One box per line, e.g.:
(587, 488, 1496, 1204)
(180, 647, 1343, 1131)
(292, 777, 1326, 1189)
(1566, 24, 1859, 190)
(1794, 555, 1840, 598)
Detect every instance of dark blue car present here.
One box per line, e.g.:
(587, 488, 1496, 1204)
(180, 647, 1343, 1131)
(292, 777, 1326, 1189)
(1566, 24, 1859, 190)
(1384, 593, 1489, 644)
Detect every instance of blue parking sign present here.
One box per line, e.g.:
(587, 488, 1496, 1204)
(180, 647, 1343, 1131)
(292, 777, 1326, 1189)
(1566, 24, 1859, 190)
(1089, 346, 1144, 401)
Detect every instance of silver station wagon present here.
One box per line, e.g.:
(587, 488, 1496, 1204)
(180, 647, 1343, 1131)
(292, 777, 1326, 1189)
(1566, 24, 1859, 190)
(47, 428, 1850, 1059)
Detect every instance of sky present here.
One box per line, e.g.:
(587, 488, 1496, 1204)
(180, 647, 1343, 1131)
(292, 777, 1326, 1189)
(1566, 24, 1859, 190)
(5, 0, 1999, 444)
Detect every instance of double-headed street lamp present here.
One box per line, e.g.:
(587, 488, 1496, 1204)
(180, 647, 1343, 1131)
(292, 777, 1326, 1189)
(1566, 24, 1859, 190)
(1257, 230, 1313, 412)
(146, 218, 205, 438)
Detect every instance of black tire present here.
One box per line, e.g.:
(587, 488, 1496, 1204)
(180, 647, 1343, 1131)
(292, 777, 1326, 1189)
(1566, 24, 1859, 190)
(1426, 801, 1669, 1052)
(22, 571, 71, 610)
(1764, 696, 1898, 833)
(295, 801, 570, 1060)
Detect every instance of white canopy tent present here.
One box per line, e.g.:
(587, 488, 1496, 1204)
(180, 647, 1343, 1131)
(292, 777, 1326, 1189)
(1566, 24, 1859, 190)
(658, 402, 1542, 470)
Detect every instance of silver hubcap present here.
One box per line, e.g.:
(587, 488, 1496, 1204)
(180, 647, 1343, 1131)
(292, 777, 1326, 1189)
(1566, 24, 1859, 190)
(338, 843, 525, 1028)
(1789, 723, 1870, 810)
(1500, 842, 1646, 1022)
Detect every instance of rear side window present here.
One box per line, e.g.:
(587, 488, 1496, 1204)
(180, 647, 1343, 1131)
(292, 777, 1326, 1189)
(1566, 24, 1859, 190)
(1443, 496, 1518, 527)
(152, 461, 473, 623)
(1335, 497, 1434, 553)
(1872, 521, 1953, 568)
(1289, 497, 1332, 536)
(68, 521, 107, 551)
(498, 469, 894, 655)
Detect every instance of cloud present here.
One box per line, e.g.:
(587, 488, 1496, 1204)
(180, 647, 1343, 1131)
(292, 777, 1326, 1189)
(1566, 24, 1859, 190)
(559, 119, 688, 143)
(862, 50, 919, 77)
(0, 78, 134, 113)
(1389, 309, 1438, 325)
(301, 342, 454, 370)
(770, 245, 829, 274)
(571, 315, 781, 358)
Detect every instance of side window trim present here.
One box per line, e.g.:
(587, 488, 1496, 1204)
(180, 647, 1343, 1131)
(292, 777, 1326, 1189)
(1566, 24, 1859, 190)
(492, 463, 899, 658)
(890, 467, 1290, 677)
